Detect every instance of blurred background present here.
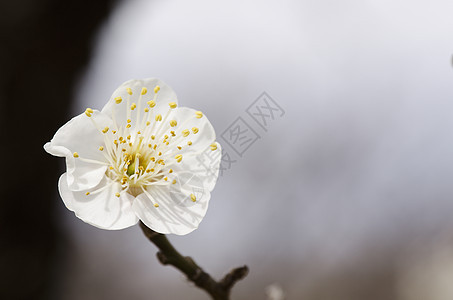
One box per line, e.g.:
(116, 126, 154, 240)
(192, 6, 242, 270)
(3, 0, 453, 299)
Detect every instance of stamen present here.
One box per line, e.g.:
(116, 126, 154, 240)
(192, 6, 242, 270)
(127, 88, 133, 95)
(187, 141, 192, 146)
(102, 127, 109, 133)
(195, 111, 203, 118)
(154, 85, 160, 93)
(210, 143, 217, 151)
(115, 97, 122, 104)
(85, 108, 93, 117)
(170, 120, 177, 127)
(192, 127, 199, 134)
(155, 114, 162, 121)
(175, 154, 182, 163)
(99, 146, 104, 151)
(130, 103, 136, 110)
(147, 100, 156, 107)
(141, 87, 147, 95)
(73, 152, 79, 158)
(190, 194, 196, 202)
(169, 102, 177, 109)
(182, 129, 190, 137)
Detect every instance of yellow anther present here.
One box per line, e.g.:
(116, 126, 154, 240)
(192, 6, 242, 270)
(158, 152, 162, 156)
(130, 103, 136, 110)
(127, 135, 131, 140)
(146, 121, 150, 126)
(114, 140, 118, 145)
(141, 87, 147, 95)
(144, 108, 149, 112)
(150, 168, 155, 172)
(109, 166, 114, 170)
(190, 194, 196, 202)
(129, 142, 132, 147)
(164, 134, 169, 139)
(115, 96, 122, 104)
(126, 124, 131, 128)
(127, 119, 131, 123)
(115, 192, 121, 197)
(137, 131, 141, 134)
(169, 102, 177, 109)
(192, 127, 199, 134)
(170, 131, 176, 136)
(151, 135, 155, 140)
(85, 192, 90, 196)
(102, 127, 109, 133)
(146, 169, 151, 173)
(182, 129, 190, 137)
(169, 169, 173, 173)
(139, 166, 144, 171)
(154, 203, 159, 208)
(154, 85, 160, 93)
(85, 108, 93, 117)
(119, 136, 124, 141)
(122, 148, 126, 152)
(210, 143, 217, 151)
(73, 152, 79, 158)
(126, 87, 132, 95)
(187, 141, 192, 146)
(151, 157, 155, 162)
(170, 120, 177, 127)
(172, 179, 177, 184)
(166, 142, 169, 145)
(175, 154, 183, 163)
(128, 155, 132, 161)
(155, 114, 162, 121)
(195, 111, 203, 118)
(99, 146, 104, 151)
(153, 145, 157, 150)
(164, 177, 168, 181)
(112, 130, 117, 134)
(177, 146, 182, 150)
(148, 143, 152, 148)
(147, 100, 156, 107)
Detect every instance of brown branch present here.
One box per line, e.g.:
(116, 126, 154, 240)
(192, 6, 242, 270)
(139, 222, 248, 300)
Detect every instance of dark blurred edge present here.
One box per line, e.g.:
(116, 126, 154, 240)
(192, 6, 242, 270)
(0, 1, 116, 299)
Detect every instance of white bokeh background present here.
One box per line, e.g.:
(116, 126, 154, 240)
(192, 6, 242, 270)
(57, 0, 453, 299)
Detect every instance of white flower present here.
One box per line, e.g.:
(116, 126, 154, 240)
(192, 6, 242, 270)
(44, 78, 221, 235)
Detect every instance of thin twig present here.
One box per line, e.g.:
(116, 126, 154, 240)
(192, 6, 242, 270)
(139, 222, 248, 300)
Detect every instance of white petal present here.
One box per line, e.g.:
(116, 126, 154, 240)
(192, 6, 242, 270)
(59, 173, 139, 230)
(133, 177, 211, 235)
(173, 142, 222, 192)
(101, 78, 178, 127)
(44, 111, 112, 191)
(170, 107, 217, 155)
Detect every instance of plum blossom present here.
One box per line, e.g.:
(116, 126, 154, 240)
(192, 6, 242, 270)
(44, 78, 221, 235)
